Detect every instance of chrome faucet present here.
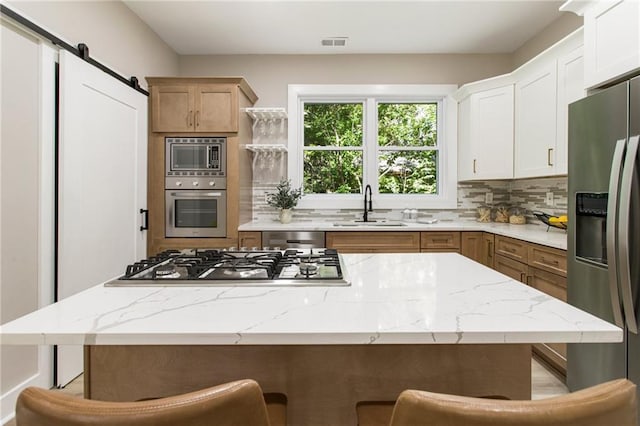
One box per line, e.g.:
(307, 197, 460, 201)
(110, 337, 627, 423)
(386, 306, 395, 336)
(362, 184, 374, 222)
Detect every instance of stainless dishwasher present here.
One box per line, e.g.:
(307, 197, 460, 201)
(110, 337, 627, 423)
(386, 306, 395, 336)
(262, 231, 325, 249)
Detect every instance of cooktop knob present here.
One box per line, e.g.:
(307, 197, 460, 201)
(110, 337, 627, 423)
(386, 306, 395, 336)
(209, 181, 215, 186)
(175, 181, 182, 187)
(192, 181, 199, 187)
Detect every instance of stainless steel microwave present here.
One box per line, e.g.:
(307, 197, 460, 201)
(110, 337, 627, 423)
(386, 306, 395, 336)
(166, 137, 226, 176)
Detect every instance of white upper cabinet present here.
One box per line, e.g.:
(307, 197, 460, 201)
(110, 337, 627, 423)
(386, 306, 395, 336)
(514, 61, 558, 178)
(513, 29, 584, 179)
(458, 84, 514, 181)
(556, 46, 586, 174)
(562, 0, 639, 89)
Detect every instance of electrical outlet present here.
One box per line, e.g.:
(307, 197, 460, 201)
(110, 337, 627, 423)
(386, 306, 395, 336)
(546, 192, 554, 206)
(485, 192, 493, 204)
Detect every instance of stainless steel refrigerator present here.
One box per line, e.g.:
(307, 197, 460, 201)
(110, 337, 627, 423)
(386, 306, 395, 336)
(567, 75, 640, 423)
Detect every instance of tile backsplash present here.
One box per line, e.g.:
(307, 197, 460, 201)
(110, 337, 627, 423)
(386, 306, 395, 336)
(251, 177, 567, 225)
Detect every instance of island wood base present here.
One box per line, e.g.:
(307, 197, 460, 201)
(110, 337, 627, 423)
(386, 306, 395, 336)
(84, 344, 531, 426)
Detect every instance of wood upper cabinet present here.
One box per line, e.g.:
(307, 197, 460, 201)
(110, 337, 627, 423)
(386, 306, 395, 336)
(151, 83, 238, 132)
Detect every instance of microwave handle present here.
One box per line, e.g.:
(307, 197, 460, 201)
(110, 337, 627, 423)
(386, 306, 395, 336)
(170, 192, 223, 197)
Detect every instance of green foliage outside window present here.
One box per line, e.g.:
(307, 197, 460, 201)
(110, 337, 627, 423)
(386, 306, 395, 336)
(302, 102, 438, 195)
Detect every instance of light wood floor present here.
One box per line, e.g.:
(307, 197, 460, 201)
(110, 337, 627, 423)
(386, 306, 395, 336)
(4, 358, 567, 425)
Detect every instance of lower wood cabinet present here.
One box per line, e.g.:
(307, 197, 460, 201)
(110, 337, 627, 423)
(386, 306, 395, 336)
(421, 232, 460, 252)
(238, 231, 262, 250)
(461, 232, 484, 263)
(326, 232, 420, 253)
(494, 254, 528, 282)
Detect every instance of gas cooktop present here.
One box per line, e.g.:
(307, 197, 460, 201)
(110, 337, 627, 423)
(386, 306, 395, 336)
(105, 248, 350, 287)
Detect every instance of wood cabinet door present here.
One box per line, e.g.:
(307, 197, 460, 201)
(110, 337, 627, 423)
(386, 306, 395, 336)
(494, 254, 527, 283)
(195, 84, 238, 132)
(482, 233, 495, 268)
(514, 61, 557, 178)
(528, 266, 567, 375)
(151, 85, 195, 132)
(238, 231, 262, 250)
(461, 232, 484, 264)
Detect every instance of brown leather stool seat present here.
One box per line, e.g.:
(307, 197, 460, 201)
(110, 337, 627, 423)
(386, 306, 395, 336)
(16, 379, 272, 426)
(389, 378, 637, 426)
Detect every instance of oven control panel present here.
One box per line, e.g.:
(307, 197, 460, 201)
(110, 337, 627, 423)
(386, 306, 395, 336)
(165, 177, 227, 190)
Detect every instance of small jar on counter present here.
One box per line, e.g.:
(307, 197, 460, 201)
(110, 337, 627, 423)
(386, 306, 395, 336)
(509, 207, 527, 224)
(477, 205, 492, 223)
(494, 204, 511, 223)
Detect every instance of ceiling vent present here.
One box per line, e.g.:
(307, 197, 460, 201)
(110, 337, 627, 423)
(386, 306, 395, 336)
(321, 37, 348, 47)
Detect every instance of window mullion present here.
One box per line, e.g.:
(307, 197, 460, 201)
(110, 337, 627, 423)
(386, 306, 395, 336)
(364, 97, 378, 195)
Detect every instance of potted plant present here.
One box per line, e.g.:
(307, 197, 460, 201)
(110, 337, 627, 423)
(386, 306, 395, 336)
(266, 179, 302, 224)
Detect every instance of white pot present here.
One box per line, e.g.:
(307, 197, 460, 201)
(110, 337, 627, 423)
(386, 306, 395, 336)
(279, 209, 292, 224)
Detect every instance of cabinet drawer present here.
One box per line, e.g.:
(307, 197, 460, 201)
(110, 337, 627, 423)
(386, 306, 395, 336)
(533, 343, 566, 376)
(494, 254, 528, 283)
(420, 232, 461, 250)
(527, 267, 567, 302)
(494, 235, 528, 263)
(326, 232, 420, 253)
(528, 244, 567, 277)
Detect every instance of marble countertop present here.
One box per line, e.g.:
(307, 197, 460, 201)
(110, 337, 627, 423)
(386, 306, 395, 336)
(239, 221, 568, 250)
(0, 253, 618, 346)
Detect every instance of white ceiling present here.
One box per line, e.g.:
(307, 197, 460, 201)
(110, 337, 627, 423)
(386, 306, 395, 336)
(123, 0, 567, 55)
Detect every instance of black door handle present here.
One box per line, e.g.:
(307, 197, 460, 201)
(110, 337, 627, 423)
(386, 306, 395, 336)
(140, 208, 149, 231)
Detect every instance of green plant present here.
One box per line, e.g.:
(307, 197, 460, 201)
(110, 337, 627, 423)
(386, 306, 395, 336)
(266, 179, 302, 210)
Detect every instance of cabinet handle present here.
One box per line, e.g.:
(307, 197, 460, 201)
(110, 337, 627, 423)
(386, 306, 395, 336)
(547, 148, 553, 166)
(520, 272, 526, 283)
(432, 238, 450, 243)
(473, 159, 477, 173)
(526, 275, 532, 285)
(541, 256, 559, 266)
(505, 247, 516, 253)
(196, 110, 200, 127)
(188, 110, 193, 127)
(487, 240, 493, 257)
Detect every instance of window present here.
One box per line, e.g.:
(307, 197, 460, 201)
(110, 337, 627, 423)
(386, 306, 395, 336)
(288, 85, 457, 209)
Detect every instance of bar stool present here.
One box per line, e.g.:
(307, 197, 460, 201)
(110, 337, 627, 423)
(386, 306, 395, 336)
(389, 379, 637, 426)
(15, 379, 273, 426)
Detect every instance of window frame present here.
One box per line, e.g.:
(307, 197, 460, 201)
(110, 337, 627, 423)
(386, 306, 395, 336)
(287, 84, 458, 210)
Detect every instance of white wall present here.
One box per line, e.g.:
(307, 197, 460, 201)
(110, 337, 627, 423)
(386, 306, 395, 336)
(6, 0, 179, 88)
(179, 53, 513, 107)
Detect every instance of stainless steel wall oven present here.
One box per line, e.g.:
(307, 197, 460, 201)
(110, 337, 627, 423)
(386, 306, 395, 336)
(165, 137, 227, 238)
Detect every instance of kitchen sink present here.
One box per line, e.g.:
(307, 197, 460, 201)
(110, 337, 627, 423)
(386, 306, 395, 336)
(332, 220, 407, 227)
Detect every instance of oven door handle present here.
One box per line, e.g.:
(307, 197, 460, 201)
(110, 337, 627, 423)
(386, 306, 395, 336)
(170, 192, 223, 197)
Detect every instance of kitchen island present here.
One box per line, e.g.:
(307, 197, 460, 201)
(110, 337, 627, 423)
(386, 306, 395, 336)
(0, 253, 620, 425)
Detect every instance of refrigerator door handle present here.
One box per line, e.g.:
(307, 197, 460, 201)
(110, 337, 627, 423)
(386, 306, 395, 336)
(618, 135, 640, 334)
(607, 138, 627, 328)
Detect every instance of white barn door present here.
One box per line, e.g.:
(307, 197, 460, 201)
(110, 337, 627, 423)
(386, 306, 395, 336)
(57, 51, 147, 386)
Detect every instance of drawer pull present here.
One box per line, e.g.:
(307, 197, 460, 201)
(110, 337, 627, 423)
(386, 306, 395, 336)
(432, 238, 450, 243)
(505, 247, 517, 253)
(541, 256, 560, 266)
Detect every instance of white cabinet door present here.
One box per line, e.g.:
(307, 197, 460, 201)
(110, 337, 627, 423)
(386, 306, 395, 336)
(470, 85, 514, 180)
(457, 96, 473, 181)
(458, 86, 514, 181)
(515, 62, 558, 178)
(556, 46, 585, 175)
(57, 51, 147, 386)
(584, 0, 640, 89)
